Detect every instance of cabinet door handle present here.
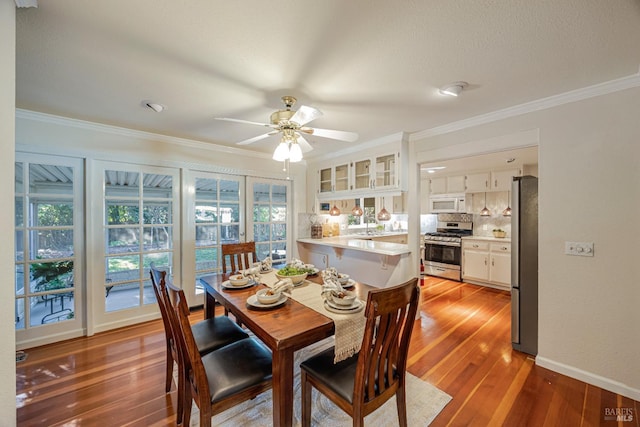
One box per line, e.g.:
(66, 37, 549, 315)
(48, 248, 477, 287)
(495, 179, 498, 187)
(492, 258, 495, 266)
(485, 180, 488, 188)
(484, 258, 488, 265)
(473, 244, 479, 248)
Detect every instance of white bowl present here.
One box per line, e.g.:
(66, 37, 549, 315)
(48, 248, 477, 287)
(275, 271, 308, 285)
(338, 274, 350, 285)
(256, 288, 281, 305)
(229, 274, 249, 287)
(331, 290, 357, 306)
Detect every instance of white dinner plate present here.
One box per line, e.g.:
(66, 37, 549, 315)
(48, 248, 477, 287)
(221, 280, 256, 290)
(246, 294, 288, 309)
(340, 279, 356, 288)
(324, 298, 364, 314)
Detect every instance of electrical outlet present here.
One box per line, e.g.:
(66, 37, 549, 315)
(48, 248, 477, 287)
(565, 241, 594, 257)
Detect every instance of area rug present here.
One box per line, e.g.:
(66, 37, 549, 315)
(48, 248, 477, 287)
(179, 338, 452, 426)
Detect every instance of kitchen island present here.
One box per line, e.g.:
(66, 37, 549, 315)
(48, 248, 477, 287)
(297, 233, 413, 288)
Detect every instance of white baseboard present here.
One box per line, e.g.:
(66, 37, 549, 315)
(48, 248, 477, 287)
(536, 355, 640, 401)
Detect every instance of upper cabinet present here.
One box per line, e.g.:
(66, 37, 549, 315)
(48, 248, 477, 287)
(318, 162, 351, 196)
(429, 174, 465, 195)
(313, 134, 408, 201)
(353, 153, 399, 192)
(465, 168, 521, 193)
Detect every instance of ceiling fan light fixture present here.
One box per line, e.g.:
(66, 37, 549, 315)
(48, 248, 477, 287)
(439, 81, 468, 97)
(272, 141, 289, 162)
(289, 142, 303, 162)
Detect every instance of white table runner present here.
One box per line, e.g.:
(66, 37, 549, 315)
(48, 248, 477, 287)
(261, 272, 366, 362)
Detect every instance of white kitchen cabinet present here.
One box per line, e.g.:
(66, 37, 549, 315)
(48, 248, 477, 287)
(462, 241, 490, 282)
(353, 152, 399, 192)
(429, 174, 465, 195)
(465, 169, 521, 193)
(463, 238, 511, 290)
(317, 162, 350, 198)
(465, 172, 490, 192)
(490, 242, 511, 286)
(429, 177, 447, 194)
(491, 168, 520, 191)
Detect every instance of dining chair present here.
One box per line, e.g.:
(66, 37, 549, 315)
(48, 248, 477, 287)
(167, 281, 273, 427)
(149, 264, 250, 421)
(300, 277, 420, 427)
(221, 241, 258, 274)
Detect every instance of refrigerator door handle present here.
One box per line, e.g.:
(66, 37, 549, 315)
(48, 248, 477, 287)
(511, 178, 520, 288)
(511, 288, 520, 344)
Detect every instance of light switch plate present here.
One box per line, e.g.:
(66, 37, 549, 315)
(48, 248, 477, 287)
(565, 241, 594, 257)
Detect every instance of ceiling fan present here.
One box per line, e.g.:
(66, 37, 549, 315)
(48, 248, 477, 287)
(215, 96, 359, 155)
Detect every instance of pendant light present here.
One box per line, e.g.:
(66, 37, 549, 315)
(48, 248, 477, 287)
(377, 203, 391, 221)
(329, 204, 341, 216)
(480, 192, 491, 216)
(502, 191, 512, 216)
(351, 199, 363, 217)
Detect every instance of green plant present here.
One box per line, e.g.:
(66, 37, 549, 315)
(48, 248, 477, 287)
(31, 260, 74, 291)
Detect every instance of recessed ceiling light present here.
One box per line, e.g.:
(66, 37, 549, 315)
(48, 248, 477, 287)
(144, 102, 165, 113)
(421, 166, 446, 174)
(438, 81, 468, 97)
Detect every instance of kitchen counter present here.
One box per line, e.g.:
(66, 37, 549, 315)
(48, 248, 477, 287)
(297, 236, 410, 256)
(296, 235, 413, 288)
(462, 235, 511, 242)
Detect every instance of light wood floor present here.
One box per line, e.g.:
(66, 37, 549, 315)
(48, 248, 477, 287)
(16, 276, 638, 426)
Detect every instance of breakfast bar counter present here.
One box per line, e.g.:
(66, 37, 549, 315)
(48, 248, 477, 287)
(296, 236, 414, 288)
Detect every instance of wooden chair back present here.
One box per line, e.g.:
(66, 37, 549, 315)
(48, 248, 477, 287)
(149, 264, 177, 393)
(221, 241, 257, 273)
(355, 277, 420, 418)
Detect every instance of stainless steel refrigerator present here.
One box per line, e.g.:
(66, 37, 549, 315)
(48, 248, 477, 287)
(511, 175, 538, 355)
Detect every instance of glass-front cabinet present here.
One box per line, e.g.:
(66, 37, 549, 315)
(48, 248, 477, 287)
(352, 153, 398, 191)
(318, 162, 350, 195)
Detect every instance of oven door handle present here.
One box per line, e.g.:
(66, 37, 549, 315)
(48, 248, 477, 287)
(424, 241, 461, 247)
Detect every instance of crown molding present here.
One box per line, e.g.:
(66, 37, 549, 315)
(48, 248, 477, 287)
(15, 108, 277, 161)
(307, 131, 407, 164)
(410, 71, 640, 141)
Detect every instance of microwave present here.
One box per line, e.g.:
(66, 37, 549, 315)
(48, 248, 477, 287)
(429, 195, 466, 213)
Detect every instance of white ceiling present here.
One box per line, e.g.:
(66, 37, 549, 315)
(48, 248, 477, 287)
(15, 1, 640, 161)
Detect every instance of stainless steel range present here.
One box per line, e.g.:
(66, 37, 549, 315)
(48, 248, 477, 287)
(424, 214, 473, 281)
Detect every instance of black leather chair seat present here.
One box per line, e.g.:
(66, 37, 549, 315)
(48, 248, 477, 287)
(300, 347, 358, 404)
(192, 316, 249, 355)
(203, 337, 273, 404)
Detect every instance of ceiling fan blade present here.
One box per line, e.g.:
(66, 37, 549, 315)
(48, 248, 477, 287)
(215, 117, 277, 129)
(289, 105, 323, 126)
(236, 131, 278, 145)
(296, 135, 314, 153)
(301, 127, 359, 142)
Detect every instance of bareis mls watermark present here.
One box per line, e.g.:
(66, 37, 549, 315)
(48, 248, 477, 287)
(604, 407, 634, 422)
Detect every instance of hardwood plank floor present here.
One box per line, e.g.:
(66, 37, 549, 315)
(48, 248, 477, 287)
(16, 277, 638, 426)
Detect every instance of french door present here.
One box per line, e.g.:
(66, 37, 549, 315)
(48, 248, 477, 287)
(182, 171, 245, 306)
(15, 154, 85, 349)
(88, 161, 180, 333)
(182, 173, 291, 306)
(246, 177, 291, 267)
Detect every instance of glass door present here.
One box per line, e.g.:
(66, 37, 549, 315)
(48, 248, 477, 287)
(89, 162, 180, 332)
(182, 171, 245, 306)
(15, 154, 84, 348)
(246, 177, 291, 267)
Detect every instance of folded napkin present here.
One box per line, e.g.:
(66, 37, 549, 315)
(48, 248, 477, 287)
(257, 256, 273, 272)
(271, 278, 294, 294)
(320, 267, 345, 300)
(242, 266, 261, 283)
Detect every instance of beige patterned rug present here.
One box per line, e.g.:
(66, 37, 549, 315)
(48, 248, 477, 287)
(180, 338, 452, 426)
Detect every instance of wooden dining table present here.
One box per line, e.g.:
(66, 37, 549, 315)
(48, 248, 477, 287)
(200, 272, 370, 427)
